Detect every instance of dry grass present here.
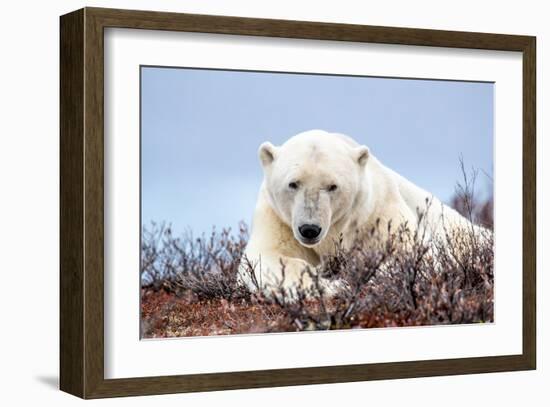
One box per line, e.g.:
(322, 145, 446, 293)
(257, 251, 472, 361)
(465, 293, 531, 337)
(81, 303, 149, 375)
(141, 209, 493, 338)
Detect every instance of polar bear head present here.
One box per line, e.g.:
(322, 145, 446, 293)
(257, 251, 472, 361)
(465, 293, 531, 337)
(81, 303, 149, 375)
(259, 130, 370, 247)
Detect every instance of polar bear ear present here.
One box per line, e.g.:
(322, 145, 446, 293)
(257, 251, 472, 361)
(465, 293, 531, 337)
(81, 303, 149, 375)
(258, 142, 277, 167)
(355, 145, 370, 167)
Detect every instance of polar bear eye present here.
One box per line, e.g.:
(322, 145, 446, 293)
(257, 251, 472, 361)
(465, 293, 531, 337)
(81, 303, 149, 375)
(288, 182, 299, 190)
(328, 184, 338, 192)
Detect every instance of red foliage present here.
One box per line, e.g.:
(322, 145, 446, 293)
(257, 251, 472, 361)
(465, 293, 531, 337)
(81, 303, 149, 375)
(141, 289, 293, 338)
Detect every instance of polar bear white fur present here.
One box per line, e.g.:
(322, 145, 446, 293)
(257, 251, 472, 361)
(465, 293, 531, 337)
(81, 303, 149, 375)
(238, 129, 478, 296)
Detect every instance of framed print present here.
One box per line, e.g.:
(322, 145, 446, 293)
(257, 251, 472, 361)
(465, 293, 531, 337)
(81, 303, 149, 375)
(60, 7, 536, 399)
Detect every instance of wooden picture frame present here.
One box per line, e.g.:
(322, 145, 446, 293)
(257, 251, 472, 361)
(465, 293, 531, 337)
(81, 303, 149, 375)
(60, 7, 536, 399)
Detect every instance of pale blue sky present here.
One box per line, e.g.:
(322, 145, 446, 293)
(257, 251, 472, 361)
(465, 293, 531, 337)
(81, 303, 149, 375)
(141, 66, 493, 236)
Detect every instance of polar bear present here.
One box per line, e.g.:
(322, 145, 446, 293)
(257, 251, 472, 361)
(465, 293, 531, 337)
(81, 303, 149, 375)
(238, 129, 478, 297)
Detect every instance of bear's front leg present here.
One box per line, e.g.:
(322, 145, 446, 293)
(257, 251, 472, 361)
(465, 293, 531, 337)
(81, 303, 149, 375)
(239, 253, 344, 301)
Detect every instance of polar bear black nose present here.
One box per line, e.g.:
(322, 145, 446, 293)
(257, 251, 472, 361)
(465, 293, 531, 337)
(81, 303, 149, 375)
(298, 224, 322, 239)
